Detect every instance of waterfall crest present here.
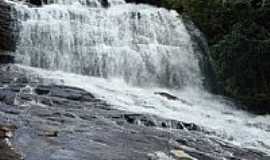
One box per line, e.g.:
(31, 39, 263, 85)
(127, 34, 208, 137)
(12, 0, 203, 88)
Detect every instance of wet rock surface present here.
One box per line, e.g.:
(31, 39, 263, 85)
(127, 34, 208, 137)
(0, 55, 15, 64)
(0, 124, 22, 160)
(125, 0, 162, 7)
(0, 1, 18, 51)
(0, 64, 269, 160)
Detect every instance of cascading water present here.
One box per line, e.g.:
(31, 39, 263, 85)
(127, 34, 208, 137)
(12, 0, 203, 89)
(6, 0, 270, 154)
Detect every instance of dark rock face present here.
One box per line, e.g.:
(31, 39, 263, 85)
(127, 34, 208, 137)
(100, 0, 110, 8)
(0, 139, 22, 160)
(0, 64, 269, 160)
(125, 0, 162, 7)
(28, 0, 43, 6)
(182, 17, 219, 94)
(0, 1, 18, 51)
(0, 124, 22, 160)
(0, 55, 15, 64)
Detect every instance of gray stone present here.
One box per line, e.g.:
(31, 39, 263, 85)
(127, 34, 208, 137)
(0, 64, 268, 160)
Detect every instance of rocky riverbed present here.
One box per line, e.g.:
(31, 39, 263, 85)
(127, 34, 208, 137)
(0, 64, 269, 160)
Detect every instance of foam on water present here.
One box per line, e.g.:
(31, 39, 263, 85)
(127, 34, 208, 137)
(18, 64, 270, 154)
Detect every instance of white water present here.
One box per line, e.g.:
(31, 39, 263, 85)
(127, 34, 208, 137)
(19, 64, 270, 154)
(7, 0, 270, 154)
(12, 0, 203, 88)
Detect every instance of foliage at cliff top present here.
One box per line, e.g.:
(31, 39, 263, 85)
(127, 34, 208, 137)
(158, 0, 270, 113)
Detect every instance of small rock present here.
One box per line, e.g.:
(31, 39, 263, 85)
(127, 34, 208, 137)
(0, 125, 16, 138)
(148, 151, 172, 160)
(38, 130, 59, 137)
(154, 92, 179, 100)
(154, 92, 192, 105)
(170, 150, 197, 160)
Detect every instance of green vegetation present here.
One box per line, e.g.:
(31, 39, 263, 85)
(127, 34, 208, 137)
(159, 0, 270, 113)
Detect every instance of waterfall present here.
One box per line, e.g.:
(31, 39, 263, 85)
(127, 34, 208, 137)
(12, 0, 203, 89)
(6, 0, 270, 155)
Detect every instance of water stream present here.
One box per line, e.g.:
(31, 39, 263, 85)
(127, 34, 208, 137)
(6, 0, 270, 154)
